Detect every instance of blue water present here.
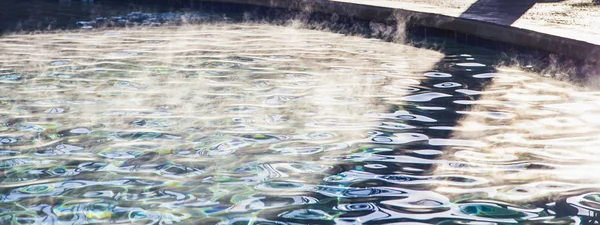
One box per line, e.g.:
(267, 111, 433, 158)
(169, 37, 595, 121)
(0, 1, 599, 224)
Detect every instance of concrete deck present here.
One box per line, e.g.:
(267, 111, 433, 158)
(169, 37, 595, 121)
(198, 0, 600, 64)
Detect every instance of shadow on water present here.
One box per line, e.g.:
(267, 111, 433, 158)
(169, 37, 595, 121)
(209, 3, 600, 224)
(193, 3, 598, 224)
(0, 0, 598, 224)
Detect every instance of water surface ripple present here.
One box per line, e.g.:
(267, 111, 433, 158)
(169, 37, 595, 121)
(0, 18, 598, 225)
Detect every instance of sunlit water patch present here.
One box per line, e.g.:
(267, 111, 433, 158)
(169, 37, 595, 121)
(438, 68, 600, 219)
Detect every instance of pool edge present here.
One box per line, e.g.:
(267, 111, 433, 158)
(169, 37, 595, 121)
(194, 0, 600, 64)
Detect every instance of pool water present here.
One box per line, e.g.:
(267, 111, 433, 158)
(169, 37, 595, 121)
(1, 1, 600, 225)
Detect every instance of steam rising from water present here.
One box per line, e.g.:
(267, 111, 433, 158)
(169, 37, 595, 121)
(0, 23, 447, 224)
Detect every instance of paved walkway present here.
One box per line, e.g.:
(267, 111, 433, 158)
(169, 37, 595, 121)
(376, 0, 600, 45)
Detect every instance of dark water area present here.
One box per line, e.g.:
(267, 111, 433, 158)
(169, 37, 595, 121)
(0, 0, 226, 33)
(0, 0, 600, 224)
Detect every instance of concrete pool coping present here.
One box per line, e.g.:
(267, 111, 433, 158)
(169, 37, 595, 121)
(196, 0, 600, 64)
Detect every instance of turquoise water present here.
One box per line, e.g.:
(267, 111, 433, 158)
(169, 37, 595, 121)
(1, 1, 600, 224)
